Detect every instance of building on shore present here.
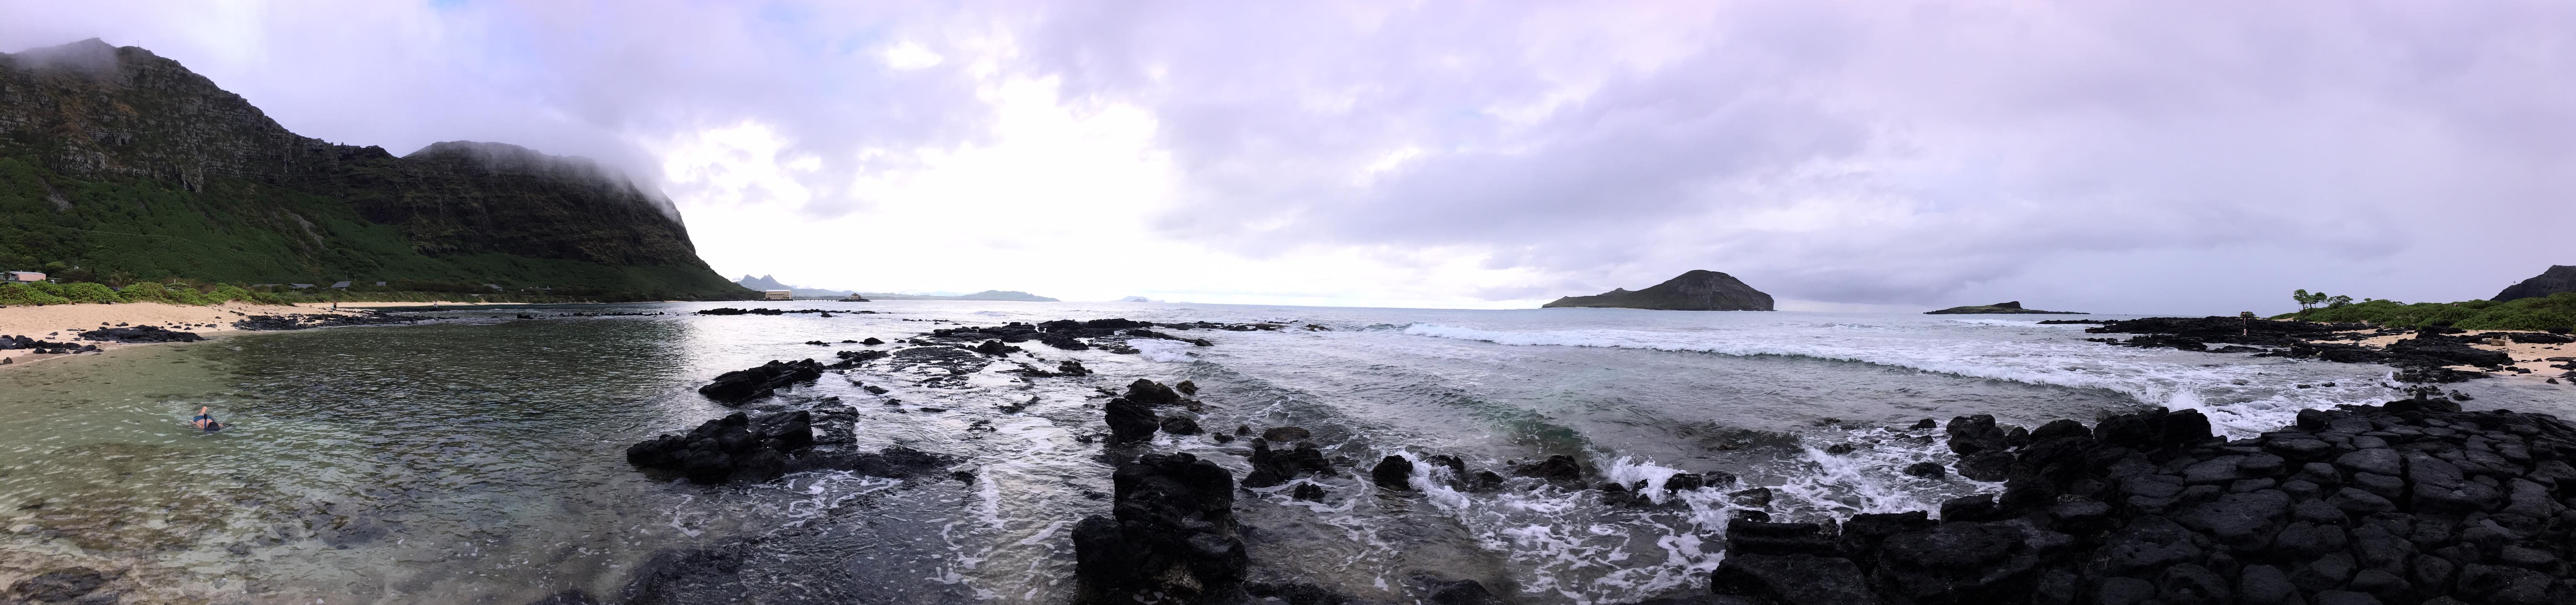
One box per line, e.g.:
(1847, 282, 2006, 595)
(763, 290, 792, 300)
(2, 271, 43, 284)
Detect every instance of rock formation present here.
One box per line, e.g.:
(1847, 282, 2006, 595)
(0, 39, 745, 298)
(1926, 301, 2087, 315)
(2495, 265, 2576, 302)
(1072, 453, 1248, 603)
(1701, 399, 2576, 605)
(1542, 270, 1775, 311)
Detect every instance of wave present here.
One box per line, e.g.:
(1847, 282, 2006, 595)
(1396, 323, 2393, 438)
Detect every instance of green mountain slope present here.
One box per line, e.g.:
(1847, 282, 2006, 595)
(0, 39, 751, 300)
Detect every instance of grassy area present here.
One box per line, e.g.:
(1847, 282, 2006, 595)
(0, 278, 681, 308)
(2273, 292, 2576, 331)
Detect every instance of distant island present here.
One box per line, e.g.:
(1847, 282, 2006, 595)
(858, 290, 1060, 302)
(1924, 301, 2086, 315)
(1541, 270, 1774, 311)
(1114, 296, 1156, 302)
(734, 274, 858, 298)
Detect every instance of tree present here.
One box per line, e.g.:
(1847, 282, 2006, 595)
(2292, 289, 2329, 318)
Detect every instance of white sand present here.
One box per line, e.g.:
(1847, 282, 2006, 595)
(0, 302, 358, 370)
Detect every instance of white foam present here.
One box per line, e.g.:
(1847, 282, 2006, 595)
(1398, 322, 2394, 438)
(1127, 339, 1199, 363)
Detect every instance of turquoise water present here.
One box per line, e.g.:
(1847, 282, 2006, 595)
(1, 301, 2564, 603)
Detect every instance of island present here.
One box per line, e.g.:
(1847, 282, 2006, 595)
(1924, 301, 2086, 315)
(1540, 270, 1774, 311)
(2495, 265, 2576, 302)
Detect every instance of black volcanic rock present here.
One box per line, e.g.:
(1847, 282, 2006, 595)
(696, 359, 825, 403)
(1542, 270, 1775, 311)
(1072, 453, 1246, 603)
(0, 39, 746, 298)
(2495, 265, 2576, 302)
(1924, 301, 2086, 315)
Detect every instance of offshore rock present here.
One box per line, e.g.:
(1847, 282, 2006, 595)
(77, 325, 203, 343)
(696, 359, 825, 402)
(1924, 301, 2086, 315)
(1372, 455, 1417, 491)
(1240, 438, 1337, 488)
(1072, 453, 1246, 604)
(1542, 270, 1775, 311)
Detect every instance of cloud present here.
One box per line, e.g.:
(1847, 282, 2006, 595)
(5, 0, 2572, 312)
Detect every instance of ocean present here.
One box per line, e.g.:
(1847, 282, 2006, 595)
(2, 301, 2569, 603)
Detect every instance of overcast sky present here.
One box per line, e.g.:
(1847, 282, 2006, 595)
(5, 1, 2571, 313)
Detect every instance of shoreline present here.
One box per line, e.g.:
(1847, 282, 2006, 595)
(0, 302, 371, 370)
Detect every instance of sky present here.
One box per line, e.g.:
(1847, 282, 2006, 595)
(4, 1, 2572, 313)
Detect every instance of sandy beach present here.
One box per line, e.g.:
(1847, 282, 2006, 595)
(0, 302, 363, 370)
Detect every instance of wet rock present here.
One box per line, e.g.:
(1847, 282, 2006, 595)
(1665, 472, 1708, 491)
(1371, 455, 1416, 491)
(1104, 398, 1158, 444)
(696, 359, 826, 403)
(1415, 575, 1505, 605)
(1946, 414, 2008, 455)
(1126, 379, 1183, 407)
(78, 326, 203, 343)
(1176, 380, 1199, 395)
(1514, 454, 1584, 481)
(618, 540, 751, 605)
(1903, 461, 1946, 478)
(1159, 415, 1204, 435)
(1955, 450, 2013, 481)
(1710, 554, 1883, 605)
(1731, 486, 1773, 507)
(860, 337, 884, 345)
(1260, 426, 1313, 442)
(1073, 453, 1246, 603)
(1291, 483, 1325, 501)
(522, 590, 602, 605)
(1241, 438, 1336, 488)
(623, 410, 818, 484)
(9, 567, 109, 603)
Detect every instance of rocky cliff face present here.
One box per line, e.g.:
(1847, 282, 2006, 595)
(1542, 270, 1775, 311)
(2495, 266, 2576, 302)
(0, 39, 743, 297)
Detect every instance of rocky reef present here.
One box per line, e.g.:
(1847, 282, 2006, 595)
(1542, 270, 1775, 311)
(1927, 301, 2087, 315)
(2083, 318, 2574, 383)
(696, 359, 826, 403)
(1698, 398, 2576, 605)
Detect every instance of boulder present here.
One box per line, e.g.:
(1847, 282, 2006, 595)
(1072, 453, 1246, 603)
(1104, 398, 1158, 444)
(696, 359, 826, 403)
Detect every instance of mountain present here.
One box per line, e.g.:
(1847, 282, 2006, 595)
(2495, 266, 2576, 302)
(1924, 301, 2085, 315)
(734, 274, 855, 298)
(0, 39, 749, 299)
(858, 290, 1060, 302)
(1541, 270, 1774, 311)
(1114, 296, 1156, 302)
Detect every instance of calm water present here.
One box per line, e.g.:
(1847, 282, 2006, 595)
(2, 301, 2569, 604)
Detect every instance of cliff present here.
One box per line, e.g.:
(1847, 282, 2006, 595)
(0, 39, 748, 299)
(1541, 270, 1774, 311)
(2495, 265, 2576, 302)
(1924, 301, 2086, 315)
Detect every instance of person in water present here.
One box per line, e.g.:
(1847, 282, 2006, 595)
(190, 406, 223, 431)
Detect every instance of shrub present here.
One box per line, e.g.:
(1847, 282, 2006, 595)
(2287, 292, 2576, 332)
(204, 284, 260, 304)
(0, 282, 71, 305)
(119, 282, 208, 305)
(54, 282, 126, 304)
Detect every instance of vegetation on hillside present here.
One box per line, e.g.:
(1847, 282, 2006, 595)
(2272, 291, 2576, 332)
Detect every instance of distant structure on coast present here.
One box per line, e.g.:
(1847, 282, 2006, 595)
(3, 271, 43, 284)
(763, 290, 792, 300)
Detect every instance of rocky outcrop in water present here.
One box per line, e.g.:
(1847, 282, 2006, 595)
(1697, 398, 2576, 605)
(2083, 318, 2562, 383)
(1926, 301, 2087, 315)
(2494, 266, 2576, 302)
(76, 325, 202, 343)
(8, 567, 114, 603)
(1542, 270, 1775, 311)
(229, 311, 423, 331)
(623, 411, 815, 484)
(0, 334, 98, 354)
(1072, 452, 1248, 604)
(696, 359, 825, 402)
